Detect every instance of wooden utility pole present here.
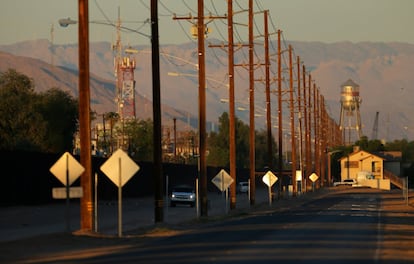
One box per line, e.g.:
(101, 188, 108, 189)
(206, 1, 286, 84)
(302, 65, 308, 192)
(211, 2, 261, 206)
(297, 57, 304, 193)
(306, 73, 312, 191)
(248, 0, 256, 205)
(264, 11, 273, 176)
(208, 1, 238, 209)
(307, 73, 315, 190)
(151, 0, 163, 222)
(277, 29, 283, 199)
(78, 0, 93, 231)
(320, 95, 327, 187)
(173, 1, 225, 216)
(173, 117, 177, 159)
(197, 0, 208, 216)
(313, 83, 319, 188)
(227, 0, 237, 209)
(288, 45, 297, 196)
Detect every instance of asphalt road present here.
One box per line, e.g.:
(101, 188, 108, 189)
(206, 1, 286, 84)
(2, 187, 414, 263)
(0, 188, 266, 242)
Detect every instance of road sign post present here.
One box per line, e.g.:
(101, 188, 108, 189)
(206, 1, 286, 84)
(100, 149, 139, 237)
(309, 173, 319, 192)
(262, 171, 278, 206)
(212, 169, 233, 213)
(50, 152, 84, 232)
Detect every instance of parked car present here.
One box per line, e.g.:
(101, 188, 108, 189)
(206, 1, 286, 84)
(333, 179, 357, 187)
(237, 181, 249, 194)
(170, 185, 196, 207)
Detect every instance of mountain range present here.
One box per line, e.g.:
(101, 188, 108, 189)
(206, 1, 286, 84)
(0, 39, 413, 141)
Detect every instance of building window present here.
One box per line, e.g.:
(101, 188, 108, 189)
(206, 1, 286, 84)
(345, 161, 358, 168)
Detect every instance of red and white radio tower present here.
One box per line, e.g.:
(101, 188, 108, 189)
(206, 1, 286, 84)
(113, 8, 137, 120)
(116, 49, 137, 119)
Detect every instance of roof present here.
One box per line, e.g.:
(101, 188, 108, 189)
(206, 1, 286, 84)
(341, 78, 359, 88)
(374, 151, 402, 162)
(339, 149, 385, 161)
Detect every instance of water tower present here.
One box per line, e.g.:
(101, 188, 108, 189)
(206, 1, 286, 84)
(339, 79, 362, 145)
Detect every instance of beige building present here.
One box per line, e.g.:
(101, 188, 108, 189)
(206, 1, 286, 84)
(339, 148, 392, 190)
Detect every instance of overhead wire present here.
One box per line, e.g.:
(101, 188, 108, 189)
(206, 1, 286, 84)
(206, 0, 228, 42)
(182, 0, 197, 14)
(141, 1, 313, 122)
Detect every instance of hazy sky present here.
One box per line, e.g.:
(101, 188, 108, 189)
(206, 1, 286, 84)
(1, 0, 413, 46)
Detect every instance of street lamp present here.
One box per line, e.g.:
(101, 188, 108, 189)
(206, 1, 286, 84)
(58, 17, 151, 38)
(58, 18, 77, 27)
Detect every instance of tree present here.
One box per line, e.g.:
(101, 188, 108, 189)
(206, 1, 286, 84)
(0, 69, 46, 151)
(386, 139, 409, 161)
(254, 129, 277, 170)
(104, 112, 120, 154)
(36, 88, 78, 153)
(207, 112, 277, 169)
(0, 69, 78, 153)
(207, 113, 231, 167)
(355, 136, 385, 153)
(123, 119, 154, 161)
(235, 117, 250, 168)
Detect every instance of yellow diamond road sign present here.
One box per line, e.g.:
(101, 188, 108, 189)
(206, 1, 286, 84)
(100, 149, 140, 187)
(309, 173, 319, 183)
(212, 169, 233, 192)
(49, 152, 84, 186)
(262, 171, 278, 187)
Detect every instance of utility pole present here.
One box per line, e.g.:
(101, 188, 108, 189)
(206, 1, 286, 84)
(277, 29, 283, 199)
(302, 65, 308, 192)
(207, 1, 238, 209)
(78, 0, 93, 231)
(303, 72, 312, 191)
(173, 117, 177, 159)
(197, 0, 208, 216)
(320, 95, 327, 187)
(313, 83, 319, 188)
(227, 0, 237, 209)
(288, 45, 297, 196)
(248, 0, 255, 205)
(306, 73, 312, 191)
(264, 11, 272, 178)
(173, 1, 225, 216)
(297, 57, 304, 193)
(250, 10, 272, 197)
(114, 7, 123, 128)
(151, 0, 163, 223)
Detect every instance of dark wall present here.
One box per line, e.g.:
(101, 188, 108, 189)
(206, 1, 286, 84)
(0, 151, 251, 205)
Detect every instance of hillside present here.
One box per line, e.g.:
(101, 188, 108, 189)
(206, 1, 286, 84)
(1, 39, 413, 141)
(0, 50, 195, 130)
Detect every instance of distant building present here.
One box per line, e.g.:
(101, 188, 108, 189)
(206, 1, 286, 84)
(339, 147, 404, 190)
